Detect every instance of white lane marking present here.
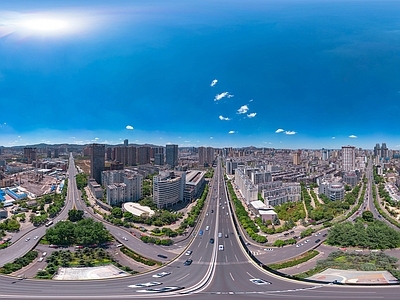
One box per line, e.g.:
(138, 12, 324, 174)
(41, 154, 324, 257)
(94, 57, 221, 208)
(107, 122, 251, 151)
(229, 272, 235, 281)
(234, 254, 239, 262)
(225, 255, 228, 263)
(176, 273, 190, 282)
(198, 256, 203, 264)
(246, 271, 255, 278)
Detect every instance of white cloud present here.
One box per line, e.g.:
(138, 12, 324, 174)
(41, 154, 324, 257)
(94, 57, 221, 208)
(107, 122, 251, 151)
(349, 135, 357, 138)
(219, 115, 230, 121)
(332, 137, 336, 139)
(126, 125, 134, 130)
(249, 99, 253, 102)
(285, 131, 297, 135)
(210, 137, 213, 139)
(247, 112, 257, 118)
(228, 130, 235, 134)
(214, 92, 233, 101)
(210, 79, 218, 87)
(275, 128, 284, 133)
(237, 105, 249, 114)
(95, 137, 99, 140)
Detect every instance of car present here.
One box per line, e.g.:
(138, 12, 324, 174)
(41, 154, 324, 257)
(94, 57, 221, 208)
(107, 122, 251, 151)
(209, 238, 214, 244)
(157, 254, 168, 259)
(315, 239, 321, 243)
(296, 244, 300, 248)
(128, 282, 162, 288)
(42, 252, 47, 257)
(322, 233, 328, 237)
(33, 236, 39, 240)
(218, 245, 224, 251)
(184, 259, 193, 266)
(185, 250, 192, 256)
(152, 272, 171, 278)
(224, 234, 228, 238)
(25, 237, 30, 242)
(205, 226, 210, 231)
(136, 286, 184, 293)
(218, 232, 222, 238)
(38, 257, 44, 262)
(264, 248, 274, 251)
(199, 230, 203, 236)
(304, 239, 310, 244)
(211, 210, 214, 213)
(206, 212, 209, 216)
(122, 237, 128, 241)
(249, 278, 272, 285)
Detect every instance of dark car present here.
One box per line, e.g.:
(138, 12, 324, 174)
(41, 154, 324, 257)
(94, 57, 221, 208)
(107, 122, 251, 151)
(157, 254, 168, 259)
(322, 233, 327, 237)
(209, 238, 214, 244)
(211, 210, 214, 213)
(184, 259, 193, 266)
(315, 239, 321, 243)
(225, 234, 228, 238)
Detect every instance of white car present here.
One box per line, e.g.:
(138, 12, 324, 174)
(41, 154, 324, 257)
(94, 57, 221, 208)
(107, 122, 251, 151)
(185, 250, 193, 256)
(218, 245, 224, 251)
(122, 237, 128, 241)
(25, 237, 30, 242)
(152, 272, 171, 278)
(128, 282, 162, 288)
(249, 278, 272, 285)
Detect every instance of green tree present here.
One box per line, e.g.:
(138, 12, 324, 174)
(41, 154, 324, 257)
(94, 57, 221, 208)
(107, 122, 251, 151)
(68, 209, 84, 222)
(362, 210, 374, 222)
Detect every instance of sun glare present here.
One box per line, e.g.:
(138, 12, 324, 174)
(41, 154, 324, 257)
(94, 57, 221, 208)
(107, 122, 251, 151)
(21, 18, 69, 32)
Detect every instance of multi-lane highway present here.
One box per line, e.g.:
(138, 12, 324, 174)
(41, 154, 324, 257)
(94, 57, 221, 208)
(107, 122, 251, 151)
(0, 155, 399, 299)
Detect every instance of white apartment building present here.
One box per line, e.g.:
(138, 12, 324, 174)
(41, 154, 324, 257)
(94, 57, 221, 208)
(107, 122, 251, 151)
(107, 183, 126, 206)
(153, 171, 186, 209)
(102, 170, 143, 206)
(342, 145, 355, 172)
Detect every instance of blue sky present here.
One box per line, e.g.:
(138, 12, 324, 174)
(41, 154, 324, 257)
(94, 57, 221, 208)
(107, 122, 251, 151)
(1, 0, 400, 149)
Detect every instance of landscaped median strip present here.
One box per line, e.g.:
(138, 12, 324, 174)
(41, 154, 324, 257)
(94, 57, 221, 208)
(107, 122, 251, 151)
(268, 250, 319, 270)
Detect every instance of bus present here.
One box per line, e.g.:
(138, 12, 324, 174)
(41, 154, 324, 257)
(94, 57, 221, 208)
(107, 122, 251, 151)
(45, 220, 53, 227)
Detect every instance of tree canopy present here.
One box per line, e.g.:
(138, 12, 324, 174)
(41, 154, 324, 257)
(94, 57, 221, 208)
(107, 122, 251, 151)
(45, 218, 111, 246)
(326, 219, 400, 250)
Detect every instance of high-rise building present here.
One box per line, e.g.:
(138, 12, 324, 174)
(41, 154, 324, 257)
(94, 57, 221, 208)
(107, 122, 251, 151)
(90, 144, 105, 183)
(374, 143, 381, 157)
(138, 146, 151, 165)
(293, 150, 301, 165)
(342, 145, 355, 172)
(166, 144, 178, 167)
(206, 147, 214, 165)
(198, 146, 206, 166)
(154, 153, 164, 165)
(124, 139, 128, 147)
(198, 146, 214, 167)
(381, 143, 389, 159)
(23, 147, 37, 164)
(53, 148, 59, 158)
(153, 171, 185, 208)
(127, 146, 137, 166)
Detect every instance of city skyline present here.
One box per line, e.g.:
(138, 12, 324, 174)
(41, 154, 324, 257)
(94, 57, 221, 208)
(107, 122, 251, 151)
(2, 0, 400, 149)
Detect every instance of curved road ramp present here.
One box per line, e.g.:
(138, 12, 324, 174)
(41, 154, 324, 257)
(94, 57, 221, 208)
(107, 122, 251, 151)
(53, 265, 129, 280)
(307, 268, 399, 284)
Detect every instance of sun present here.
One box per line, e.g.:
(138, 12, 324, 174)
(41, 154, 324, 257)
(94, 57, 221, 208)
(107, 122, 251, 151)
(20, 18, 69, 32)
